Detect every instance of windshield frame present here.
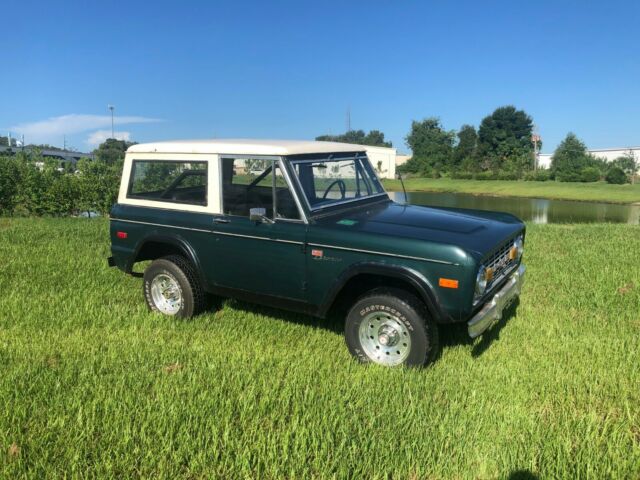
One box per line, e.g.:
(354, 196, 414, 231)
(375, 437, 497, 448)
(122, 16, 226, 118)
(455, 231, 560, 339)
(286, 152, 389, 214)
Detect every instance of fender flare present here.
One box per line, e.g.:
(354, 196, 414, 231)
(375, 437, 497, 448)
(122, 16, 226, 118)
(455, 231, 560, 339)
(317, 262, 447, 322)
(129, 233, 209, 290)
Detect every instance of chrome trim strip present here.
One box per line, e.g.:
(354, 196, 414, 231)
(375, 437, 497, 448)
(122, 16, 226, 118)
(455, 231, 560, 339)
(110, 218, 304, 245)
(112, 218, 211, 233)
(111, 219, 453, 261)
(310, 193, 390, 213)
(307, 242, 456, 265)
(213, 229, 303, 245)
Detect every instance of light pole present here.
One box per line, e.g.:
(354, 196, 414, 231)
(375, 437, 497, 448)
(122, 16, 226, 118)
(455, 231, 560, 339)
(532, 125, 541, 170)
(108, 104, 115, 139)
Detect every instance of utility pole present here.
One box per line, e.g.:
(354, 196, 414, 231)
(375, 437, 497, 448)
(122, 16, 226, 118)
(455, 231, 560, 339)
(63, 135, 67, 151)
(108, 104, 115, 139)
(346, 106, 351, 133)
(532, 125, 541, 170)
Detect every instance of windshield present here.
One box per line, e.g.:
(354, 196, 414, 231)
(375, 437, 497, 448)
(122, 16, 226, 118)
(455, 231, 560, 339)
(289, 154, 386, 210)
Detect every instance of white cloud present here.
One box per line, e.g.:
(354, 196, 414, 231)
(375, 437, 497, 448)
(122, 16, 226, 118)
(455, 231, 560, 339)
(86, 130, 132, 146)
(8, 113, 161, 145)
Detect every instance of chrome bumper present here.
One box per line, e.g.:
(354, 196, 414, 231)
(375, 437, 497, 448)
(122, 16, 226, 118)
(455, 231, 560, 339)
(467, 264, 526, 339)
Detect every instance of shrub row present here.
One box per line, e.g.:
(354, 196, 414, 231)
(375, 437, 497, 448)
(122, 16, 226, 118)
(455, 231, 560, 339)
(0, 155, 122, 216)
(450, 167, 631, 184)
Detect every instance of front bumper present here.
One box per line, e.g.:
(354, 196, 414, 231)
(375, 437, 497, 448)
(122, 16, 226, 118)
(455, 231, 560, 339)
(467, 264, 526, 338)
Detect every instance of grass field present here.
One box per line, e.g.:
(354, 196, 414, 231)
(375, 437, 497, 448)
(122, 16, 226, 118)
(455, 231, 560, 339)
(382, 177, 640, 204)
(1, 218, 639, 478)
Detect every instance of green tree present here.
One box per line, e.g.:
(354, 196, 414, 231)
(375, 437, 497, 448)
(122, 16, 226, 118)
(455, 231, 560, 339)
(551, 133, 592, 182)
(315, 129, 392, 147)
(94, 138, 136, 165)
(403, 118, 455, 176)
(477, 106, 534, 174)
(611, 151, 638, 183)
(363, 130, 392, 147)
(453, 124, 478, 172)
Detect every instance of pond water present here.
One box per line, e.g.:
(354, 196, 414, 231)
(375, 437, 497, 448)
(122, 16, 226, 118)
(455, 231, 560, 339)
(388, 191, 640, 225)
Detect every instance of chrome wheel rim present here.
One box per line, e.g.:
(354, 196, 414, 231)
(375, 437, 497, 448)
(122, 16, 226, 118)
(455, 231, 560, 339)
(358, 311, 411, 366)
(150, 273, 183, 315)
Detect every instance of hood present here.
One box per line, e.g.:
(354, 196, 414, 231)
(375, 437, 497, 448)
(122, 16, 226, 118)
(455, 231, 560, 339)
(314, 200, 525, 258)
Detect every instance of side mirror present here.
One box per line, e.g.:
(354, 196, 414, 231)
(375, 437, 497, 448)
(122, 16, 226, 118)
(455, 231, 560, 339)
(249, 208, 274, 224)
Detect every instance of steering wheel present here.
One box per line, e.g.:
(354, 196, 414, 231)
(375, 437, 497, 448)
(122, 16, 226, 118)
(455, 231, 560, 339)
(322, 179, 347, 200)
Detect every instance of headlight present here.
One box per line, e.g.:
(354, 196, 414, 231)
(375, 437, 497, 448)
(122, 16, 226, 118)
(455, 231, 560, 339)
(513, 235, 524, 260)
(475, 265, 488, 298)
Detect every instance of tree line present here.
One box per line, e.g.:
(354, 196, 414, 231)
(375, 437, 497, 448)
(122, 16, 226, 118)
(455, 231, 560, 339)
(401, 106, 637, 183)
(316, 107, 637, 184)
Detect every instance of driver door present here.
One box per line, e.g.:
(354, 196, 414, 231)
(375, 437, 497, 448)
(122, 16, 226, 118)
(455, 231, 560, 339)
(207, 157, 308, 301)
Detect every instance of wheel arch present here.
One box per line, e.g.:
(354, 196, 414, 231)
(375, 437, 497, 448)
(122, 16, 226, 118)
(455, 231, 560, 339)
(318, 262, 447, 323)
(129, 234, 209, 290)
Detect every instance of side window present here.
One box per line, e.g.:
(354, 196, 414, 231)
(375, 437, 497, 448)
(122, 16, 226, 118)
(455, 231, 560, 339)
(128, 160, 207, 205)
(221, 158, 301, 220)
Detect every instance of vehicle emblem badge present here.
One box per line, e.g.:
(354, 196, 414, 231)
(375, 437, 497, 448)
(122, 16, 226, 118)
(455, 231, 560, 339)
(311, 249, 323, 258)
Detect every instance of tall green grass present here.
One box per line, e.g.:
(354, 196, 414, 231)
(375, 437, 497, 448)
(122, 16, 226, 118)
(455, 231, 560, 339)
(0, 218, 638, 478)
(382, 177, 640, 204)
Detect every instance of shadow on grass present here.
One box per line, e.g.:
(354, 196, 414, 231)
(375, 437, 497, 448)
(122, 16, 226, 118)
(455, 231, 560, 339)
(206, 295, 521, 359)
(216, 298, 344, 335)
(508, 470, 539, 480)
(439, 298, 521, 358)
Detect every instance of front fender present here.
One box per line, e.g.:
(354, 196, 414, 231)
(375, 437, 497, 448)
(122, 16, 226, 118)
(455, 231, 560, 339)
(317, 262, 449, 323)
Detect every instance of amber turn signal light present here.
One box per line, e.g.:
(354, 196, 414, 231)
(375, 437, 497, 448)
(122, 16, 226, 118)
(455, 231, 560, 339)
(486, 267, 494, 281)
(439, 278, 459, 289)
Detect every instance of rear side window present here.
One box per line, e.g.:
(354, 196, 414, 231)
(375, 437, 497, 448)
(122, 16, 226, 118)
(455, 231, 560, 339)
(128, 160, 207, 205)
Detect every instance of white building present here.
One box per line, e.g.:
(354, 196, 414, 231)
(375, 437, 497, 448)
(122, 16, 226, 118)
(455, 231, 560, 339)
(537, 147, 639, 170)
(364, 145, 397, 179)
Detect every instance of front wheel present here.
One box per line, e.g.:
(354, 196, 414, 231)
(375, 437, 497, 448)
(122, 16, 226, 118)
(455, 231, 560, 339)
(345, 288, 439, 367)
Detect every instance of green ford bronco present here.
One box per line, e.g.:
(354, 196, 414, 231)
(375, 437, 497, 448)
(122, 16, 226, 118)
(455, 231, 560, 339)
(108, 139, 525, 367)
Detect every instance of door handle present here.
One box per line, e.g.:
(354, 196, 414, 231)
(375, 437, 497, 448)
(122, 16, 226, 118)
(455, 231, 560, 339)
(212, 217, 230, 224)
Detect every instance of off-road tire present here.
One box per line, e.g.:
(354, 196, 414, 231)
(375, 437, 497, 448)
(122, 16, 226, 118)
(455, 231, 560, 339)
(345, 288, 439, 367)
(143, 255, 207, 318)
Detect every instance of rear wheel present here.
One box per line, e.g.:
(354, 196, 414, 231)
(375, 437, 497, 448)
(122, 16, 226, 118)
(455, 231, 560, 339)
(345, 288, 439, 367)
(143, 255, 207, 318)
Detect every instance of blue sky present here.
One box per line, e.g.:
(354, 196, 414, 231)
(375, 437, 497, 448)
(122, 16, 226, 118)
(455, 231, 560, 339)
(2, 0, 639, 153)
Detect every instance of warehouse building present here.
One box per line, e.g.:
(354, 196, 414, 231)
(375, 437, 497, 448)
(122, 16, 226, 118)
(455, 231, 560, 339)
(537, 147, 639, 170)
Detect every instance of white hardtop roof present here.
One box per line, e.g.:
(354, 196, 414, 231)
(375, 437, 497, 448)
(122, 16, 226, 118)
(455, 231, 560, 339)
(127, 138, 368, 156)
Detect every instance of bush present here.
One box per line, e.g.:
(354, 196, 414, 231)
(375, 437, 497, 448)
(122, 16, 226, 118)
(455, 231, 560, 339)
(497, 171, 520, 180)
(475, 171, 498, 180)
(580, 167, 601, 183)
(605, 167, 628, 184)
(0, 156, 21, 214)
(556, 171, 583, 182)
(451, 171, 474, 179)
(523, 170, 551, 181)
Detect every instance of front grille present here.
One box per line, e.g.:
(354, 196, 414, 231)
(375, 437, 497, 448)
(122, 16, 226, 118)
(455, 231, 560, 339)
(485, 238, 517, 291)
